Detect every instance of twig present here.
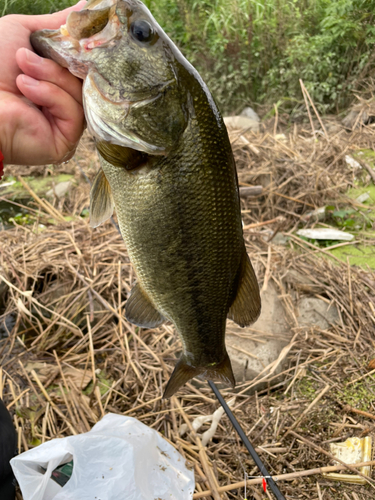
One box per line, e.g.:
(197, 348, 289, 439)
(299, 79, 315, 137)
(173, 397, 222, 500)
(243, 216, 283, 230)
(360, 159, 375, 183)
(239, 186, 263, 197)
(287, 430, 375, 487)
(284, 384, 331, 436)
(17, 176, 66, 223)
(347, 368, 375, 386)
(192, 460, 375, 498)
(343, 404, 375, 421)
(300, 80, 329, 139)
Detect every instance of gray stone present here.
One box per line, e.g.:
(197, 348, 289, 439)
(226, 282, 291, 384)
(297, 297, 339, 329)
(240, 107, 260, 122)
(46, 180, 72, 199)
(223, 115, 260, 132)
(271, 233, 290, 246)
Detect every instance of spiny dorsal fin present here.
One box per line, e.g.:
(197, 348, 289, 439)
(228, 250, 261, 327)
(90, 168, 114, 228)
(163, 352, 235, 399)
(125, 282, 165, 328)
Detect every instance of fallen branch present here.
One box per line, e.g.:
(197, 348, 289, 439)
(239, 186, 263, 197)
(287, 430, 375, 487)
(243, 216, 284, 230)
(357, 158, 375, 183)
(343, 404, 375, 421)
(285, 384, 331, 436)
(192, 459, 375, 498)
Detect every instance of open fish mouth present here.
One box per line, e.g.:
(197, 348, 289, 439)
(30, 0, 121, 79)
(30, 0, 176, 154)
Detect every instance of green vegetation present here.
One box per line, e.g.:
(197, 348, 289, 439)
(0, 0, 75, 16)
(2, 0, 375, 114)
(339, 379, 375, 412)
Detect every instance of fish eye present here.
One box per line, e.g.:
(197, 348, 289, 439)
(130, 20, 154, 43)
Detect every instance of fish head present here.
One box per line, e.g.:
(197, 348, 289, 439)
(31, 0, 189, 156)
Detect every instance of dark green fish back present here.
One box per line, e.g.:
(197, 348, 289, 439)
(100, 73, 244, 368)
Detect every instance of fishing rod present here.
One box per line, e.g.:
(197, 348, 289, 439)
(208, 380, 285, 500)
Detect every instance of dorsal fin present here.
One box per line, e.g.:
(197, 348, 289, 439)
(125, 282, 165, 328)
(90, 168, 114, 228)
(163, 352, 235, 399)
(228, 250, 261, 327)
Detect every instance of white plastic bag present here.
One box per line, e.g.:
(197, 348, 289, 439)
(11, 413, 195, 500)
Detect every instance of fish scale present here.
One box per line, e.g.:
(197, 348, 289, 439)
(30, 0, 261, 397)
(101, 108, 242, 366)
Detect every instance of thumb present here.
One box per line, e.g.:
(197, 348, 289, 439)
(23, 0, 87, 32)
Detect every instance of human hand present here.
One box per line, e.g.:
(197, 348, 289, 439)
(0, 1, 86, 166)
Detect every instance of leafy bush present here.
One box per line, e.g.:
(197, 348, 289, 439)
(0, 0, 75, 16)
(2, 0, 375, 114)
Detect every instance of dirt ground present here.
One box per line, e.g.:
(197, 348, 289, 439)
(1, 103, 375, 500)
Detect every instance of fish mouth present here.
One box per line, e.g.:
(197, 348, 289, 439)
(30, 2, 121, 79)
(30, 1, 175, 155)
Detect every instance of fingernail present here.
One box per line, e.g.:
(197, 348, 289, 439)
(25, 50, 43, 64)
(21, 75, 39, 86)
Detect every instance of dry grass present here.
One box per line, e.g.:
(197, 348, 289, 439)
(1, 111, 375, 499)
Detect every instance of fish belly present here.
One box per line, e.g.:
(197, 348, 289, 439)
(100, 137, 243, 367)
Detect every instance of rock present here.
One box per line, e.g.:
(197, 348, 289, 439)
(296, 228, 354, 241)
(355, 192, 370, 204)
(342, 109, 370, 129)
(345, 155, 361, 170)
(46, 180, 73, 198)
(326, 122, 342, 134)
(226, 282, 291, 385)
(271, 233, 290, 246)
(274, 133, 287, 142)
(283, 269, 325, 294)
(240, 107, 260, 123)
(0, 174, 74, 198)
(297, 297, 339, 329)
(223, 115, 260, 132)
(301, 206, 326, 223)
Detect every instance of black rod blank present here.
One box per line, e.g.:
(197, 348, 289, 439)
(208, 380, 285, 500)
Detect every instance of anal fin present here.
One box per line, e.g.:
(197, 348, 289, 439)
(90, 168, 114, 228)
(163, 352, 235, 399)
(228, 250, 261, 327)
(125, 282, 165, 328)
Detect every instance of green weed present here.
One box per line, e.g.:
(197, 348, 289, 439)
(2, 0, 375, 113)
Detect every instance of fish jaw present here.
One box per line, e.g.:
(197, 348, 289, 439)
(30, 3, 122, 79)
(30, 29, 89, 79)
(30, 0, 188, 155)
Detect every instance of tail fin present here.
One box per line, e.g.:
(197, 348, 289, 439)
(163, 352, 235, 398)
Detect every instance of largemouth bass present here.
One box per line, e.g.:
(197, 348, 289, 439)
(31, 0, 261, 397)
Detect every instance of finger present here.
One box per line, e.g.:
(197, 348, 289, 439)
(16, 74, 84, 146)
(16, 48, 83, 105)
(22, 0, 87, 32)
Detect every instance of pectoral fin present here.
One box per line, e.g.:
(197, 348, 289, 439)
(228, 250, 261, 327)
(96, 141, 149, 170)
(90, 168, 114, 228)
(163, 352, 235, 399)
(125, 282, 165, 328)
